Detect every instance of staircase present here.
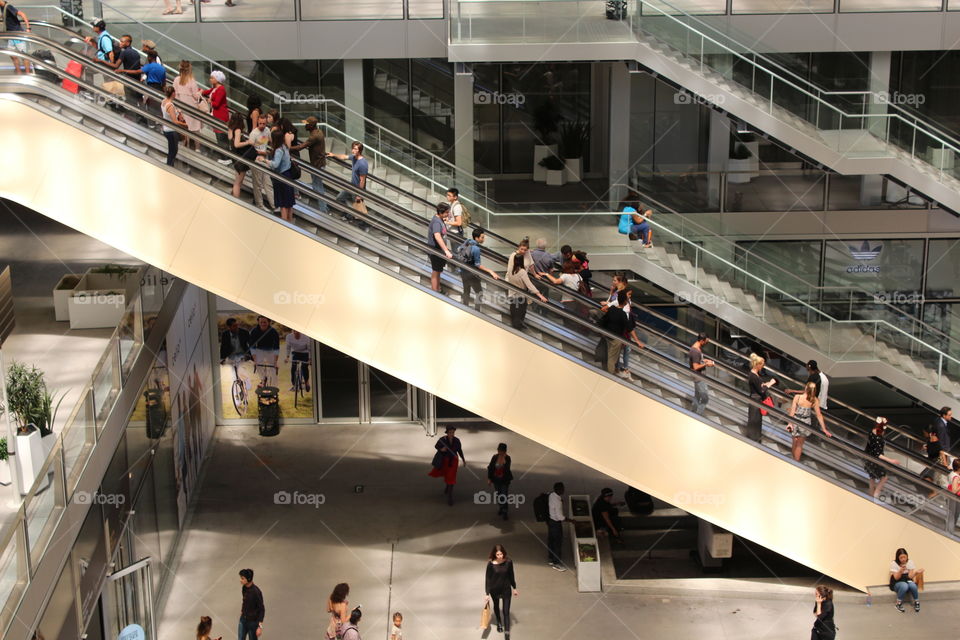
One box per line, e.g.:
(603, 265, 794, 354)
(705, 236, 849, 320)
(629, 242, 960, 409)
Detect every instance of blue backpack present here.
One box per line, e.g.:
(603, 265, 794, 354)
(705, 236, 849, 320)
(618, 213, 633, 234)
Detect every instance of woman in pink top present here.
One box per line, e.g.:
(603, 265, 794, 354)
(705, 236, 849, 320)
(173, 60, 203, 150)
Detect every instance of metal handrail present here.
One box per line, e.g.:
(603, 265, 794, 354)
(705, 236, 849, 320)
(4, 42, 958, 541)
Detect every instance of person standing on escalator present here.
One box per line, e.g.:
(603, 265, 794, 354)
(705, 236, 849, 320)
(1, 1, 30, 75)
(746, 353, 776, 442)
(329, 141, 368, 222)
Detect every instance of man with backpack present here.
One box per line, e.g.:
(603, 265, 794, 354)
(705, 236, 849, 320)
(457, 227, 499, 310)
(545, 482, 571, 571)
(340, 606, 362, 640)
(84, 18, 116, 66)
(445, 187, 470, 236)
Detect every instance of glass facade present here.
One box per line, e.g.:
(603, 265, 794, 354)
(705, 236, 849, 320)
(472, 63, 592, 175)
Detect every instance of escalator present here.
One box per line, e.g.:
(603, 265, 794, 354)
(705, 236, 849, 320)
(4, 32, 960, 591)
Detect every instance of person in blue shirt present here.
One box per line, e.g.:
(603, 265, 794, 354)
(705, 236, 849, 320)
(459, 227, 500, 309)
(84, 19, 115, 65)
(329, 141, 368, 223)
(617, 206, 654, 248)
(135, 52, 166, 115)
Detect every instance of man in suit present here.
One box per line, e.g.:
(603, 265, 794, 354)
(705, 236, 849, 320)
(219, 317, 250, 361)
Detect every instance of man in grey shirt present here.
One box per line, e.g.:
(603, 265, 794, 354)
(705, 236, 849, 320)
(688, 333, 714, 415)
(530, 238, 559, 309)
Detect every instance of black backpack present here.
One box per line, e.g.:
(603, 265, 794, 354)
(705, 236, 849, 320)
(456, 239, 476, 266)
(533, 492, 550, 522)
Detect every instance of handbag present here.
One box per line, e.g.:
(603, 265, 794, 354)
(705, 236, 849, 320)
(289, 158, 302, 180)
(479, 600, 491, 630)
(760, 396, 774, 416)
(353, 198, 369, 215)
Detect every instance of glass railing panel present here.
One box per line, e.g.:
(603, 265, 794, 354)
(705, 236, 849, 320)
(98, 1, 198, 23)
(731, 0, 833, 12)
(839, 0, 940, 10)
(118, 295, 143, 382)
(302, 0, 403, 19)
(92, 339, 121, 431)
(199, 0, 295, 21)
(409, 0, 445, 18)
(24, 454, 63, 569)
(62, 388, 96, 496)
(0, 524, 27, 633)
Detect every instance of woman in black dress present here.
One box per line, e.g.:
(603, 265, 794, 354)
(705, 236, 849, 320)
(811, 586, 836, 640)
(864, 417, 900, 498)
(487, 443, 513, 520)
(485, 544, 518, 637)
(746, 353, 776, 442)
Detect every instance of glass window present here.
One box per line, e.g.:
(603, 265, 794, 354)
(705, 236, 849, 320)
(319, 344, 360, 419)
(735, 241, 822, 297)
(101, 2, 197, 23)
(201, 0, 296, 21)
(411, 59, 455, 161)
(36, 562, 79, 640)
(365, 59, 413, 141)
(369, 367, 410, 419)
(926, 239, 960, 299)
(302, 0, 403, 19)
(473, 63, 502, 174)
(823, 239, 924, 295)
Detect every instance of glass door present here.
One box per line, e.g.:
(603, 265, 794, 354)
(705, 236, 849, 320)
(363, 365, 412, 422)
(102, 558, 155, 640)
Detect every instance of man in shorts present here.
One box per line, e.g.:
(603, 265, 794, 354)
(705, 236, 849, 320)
(1, 1, 31, 74)
(427, 202, 453, 292)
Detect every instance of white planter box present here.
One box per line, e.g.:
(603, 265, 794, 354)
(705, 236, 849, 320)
(68, 269, 138, 329)
(53, 274, 83, 322)
(15, 427, 50, 494)
(0, 459, 11, 486)
(545, 169, 566, 187)
(569, 494, 602, 592)
(727, 158, 753, 184)
(533, 144, 558, 182)
(564, 158, 582, 183)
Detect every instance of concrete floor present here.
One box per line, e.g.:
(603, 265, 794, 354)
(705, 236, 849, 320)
(158, 422, 957, 640)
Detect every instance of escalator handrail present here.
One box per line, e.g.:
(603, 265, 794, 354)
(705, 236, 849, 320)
(6, 53, 960, 530)
(317, 149, 931, 454)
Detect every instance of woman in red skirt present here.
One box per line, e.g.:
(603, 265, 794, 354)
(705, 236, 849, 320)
(429, 426, 466, 505)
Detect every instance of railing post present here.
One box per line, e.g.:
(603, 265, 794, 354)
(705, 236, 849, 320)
(761, 282, 766, 320)
(911, 126, 917, 158)
(769, 74, 774, 113)
(938, 353, 943, 392)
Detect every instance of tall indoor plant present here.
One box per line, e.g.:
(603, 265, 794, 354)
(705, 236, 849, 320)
(559, 120, 589, 183)
(6, 361, 64, 437)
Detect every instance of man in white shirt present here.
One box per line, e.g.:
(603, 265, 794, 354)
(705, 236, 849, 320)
(547, 482, 571, 571)
(284, 329, 311, 392)
(248, 114, 275, 211)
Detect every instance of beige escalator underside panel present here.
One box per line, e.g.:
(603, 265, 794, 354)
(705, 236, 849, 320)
(3, 97, 958, 591)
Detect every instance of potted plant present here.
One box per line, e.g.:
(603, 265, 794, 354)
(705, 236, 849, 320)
(53, 274, 82, 321)
(6, 362, 63, 492)
(560, 120, 589, 183)
(728, 132, 759, 184)
(539, 154, 566, 186)
(0, 437, 10, 486)
(532, 101, 561, 182)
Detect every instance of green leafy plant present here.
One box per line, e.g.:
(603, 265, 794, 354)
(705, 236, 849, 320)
(89, 264, 138, 281)
(538, 154, 565, 171)
(532, 101, 561, 144)
(0, 437, 8, 462)
(5, 361, 64, 436)
(559, 120, 589, 160)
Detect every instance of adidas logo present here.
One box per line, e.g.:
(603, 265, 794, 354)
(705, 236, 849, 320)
(848, 240, 882, 261)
